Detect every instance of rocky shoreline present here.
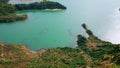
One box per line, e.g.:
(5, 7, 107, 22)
(0, 24, 120, 68)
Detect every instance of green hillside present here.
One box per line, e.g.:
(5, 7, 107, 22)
(0, 24, 119, 68)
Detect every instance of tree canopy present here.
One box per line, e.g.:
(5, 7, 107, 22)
(15, 1, 66, 10)
(0, 0, 9, 3)
(0, 3, 16, 15)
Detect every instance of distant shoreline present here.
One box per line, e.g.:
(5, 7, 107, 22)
(44, 9, 63, 11)
(9, 0, 42, 4)
(0, 1, 66, 23)
(14, 1, 67, 11)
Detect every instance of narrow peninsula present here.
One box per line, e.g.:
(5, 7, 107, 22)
(0, 24, 120, 68)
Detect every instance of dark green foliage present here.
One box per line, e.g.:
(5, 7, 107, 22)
(0, 1, 66, 23)
(0, 0, 9, 3)
(0, 4, 16, 15)
(0, 0, 13, 15)
(0, 15, 28, 23)
(109, 45, 120, 55)
(82, 23, 88, 30)
(80, 44, 119, 63)
(115, 58, 120, 65)
(82, 23, 94, 36)
(15, 1, 66, 11)
(0, 61, 13, 65)
(0, 1, 28, 23)
(77, 35, 88, 47)
(86, 30, 94, 36)
(112, 53, 120, 65)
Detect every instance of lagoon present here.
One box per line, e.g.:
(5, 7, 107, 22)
(1, 0, 120, 50)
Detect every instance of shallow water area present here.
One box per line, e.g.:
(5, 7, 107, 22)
(1, 0, 120, 50)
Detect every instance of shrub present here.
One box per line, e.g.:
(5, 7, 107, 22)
(77, 35, 88, 47)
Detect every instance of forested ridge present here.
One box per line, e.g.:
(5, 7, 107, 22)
(0, 0, 66, 23)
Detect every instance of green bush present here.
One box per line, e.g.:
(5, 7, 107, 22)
(86, 30, 93, 36)
(77, 35, 88, 47)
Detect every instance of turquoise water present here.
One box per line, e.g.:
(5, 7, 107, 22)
(1, 0, 120, 50)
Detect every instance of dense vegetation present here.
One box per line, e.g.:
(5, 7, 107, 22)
(0, 0, 9, 3)
(0, 24, 120, 68)
(0, 0, 28, 23)
(0, 3, 15, 15)
(15, 1, 67, 10)
(0, 0, 66, 23)
(0, 15, 28, 23)
(77, 24, 120, 67)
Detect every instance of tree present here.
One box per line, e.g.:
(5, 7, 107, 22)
(82, 23, 88, 30)
(82, 23, 94, 36)
(77, 35, 88, 47)
(0, 4, 16, 15)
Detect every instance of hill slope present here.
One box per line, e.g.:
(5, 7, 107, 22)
(0, 24, 120, 68)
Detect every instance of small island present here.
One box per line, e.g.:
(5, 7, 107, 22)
(0, 0, 67, 23)
(15, 1, 67, 10)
